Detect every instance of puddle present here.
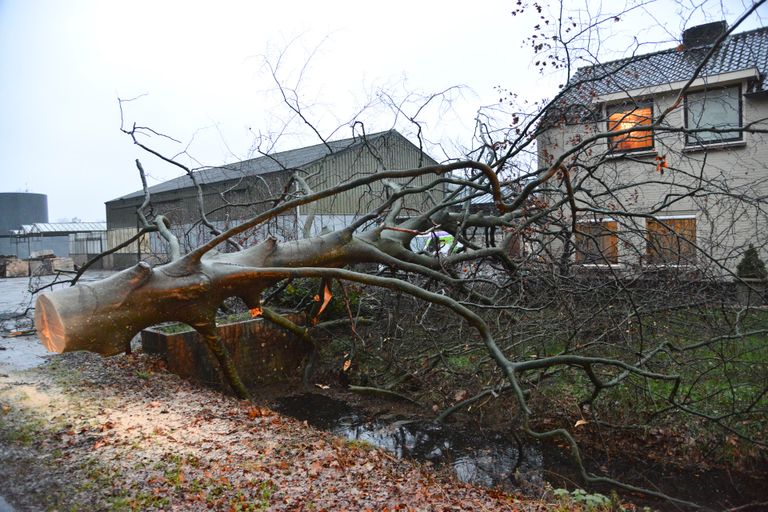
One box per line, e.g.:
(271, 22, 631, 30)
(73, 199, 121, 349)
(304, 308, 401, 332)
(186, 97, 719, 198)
(0, 271, 117, 373)
(272, 393, 547, 492)
(0, 336, 49, 372)
(273, 393, 768, 511)
(0, 496, 14, 512)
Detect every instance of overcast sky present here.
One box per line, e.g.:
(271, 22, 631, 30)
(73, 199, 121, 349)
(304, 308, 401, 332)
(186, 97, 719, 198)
(0, 0, 765, 222)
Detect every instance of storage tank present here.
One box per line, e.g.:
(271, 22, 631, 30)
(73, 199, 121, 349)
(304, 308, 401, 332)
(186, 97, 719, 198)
(0, 193, 49, 235)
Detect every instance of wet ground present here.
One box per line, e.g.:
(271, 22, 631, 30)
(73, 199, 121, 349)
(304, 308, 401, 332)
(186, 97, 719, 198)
(0, 291, 532, 510)
(271, 392, 768, 511)
(0, 271, 114, 511)
(0, 496, 13, 512)
(272, 393, 548, 493)
(0, 272, 114, 375)
(1, 272, 766, 511)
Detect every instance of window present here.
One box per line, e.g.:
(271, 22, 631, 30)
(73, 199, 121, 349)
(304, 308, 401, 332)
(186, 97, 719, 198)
(607, 102, 654, 152)
(575, 221, 618, 264)
(685, 86, 742, 145)
(646, 218, 696, 264)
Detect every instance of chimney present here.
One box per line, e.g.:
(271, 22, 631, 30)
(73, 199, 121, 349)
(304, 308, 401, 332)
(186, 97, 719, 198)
(683, 21, 728, 48)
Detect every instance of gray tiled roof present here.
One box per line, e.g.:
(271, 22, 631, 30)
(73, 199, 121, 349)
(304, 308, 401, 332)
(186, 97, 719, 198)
(109, 130, 400, 202)
(561, 26, 768, 105)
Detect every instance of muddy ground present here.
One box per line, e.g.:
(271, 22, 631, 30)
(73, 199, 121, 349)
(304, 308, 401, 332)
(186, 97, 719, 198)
(0, 274, 555, 511)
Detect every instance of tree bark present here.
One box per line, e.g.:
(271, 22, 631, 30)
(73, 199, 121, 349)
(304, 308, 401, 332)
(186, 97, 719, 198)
(35, 231, 357, 357)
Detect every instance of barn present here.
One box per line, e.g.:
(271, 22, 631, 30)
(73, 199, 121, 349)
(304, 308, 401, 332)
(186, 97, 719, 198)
(104, 130, 439, 268)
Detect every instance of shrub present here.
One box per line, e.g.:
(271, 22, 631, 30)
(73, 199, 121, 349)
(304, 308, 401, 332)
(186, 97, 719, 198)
(736, 245, 767, 280)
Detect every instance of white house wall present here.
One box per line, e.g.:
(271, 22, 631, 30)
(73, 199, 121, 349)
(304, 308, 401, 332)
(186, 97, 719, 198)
(537, 81, 768, 275)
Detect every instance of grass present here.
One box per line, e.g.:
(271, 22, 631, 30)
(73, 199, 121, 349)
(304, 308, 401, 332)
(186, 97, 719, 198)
(153, 322, 194, 334)
(153, 311, 256, 334)
(4, 420, 39, 445)
(529, 306, 768, 458)
(346, 438, 375, 451)
(446, 354, 474, 370)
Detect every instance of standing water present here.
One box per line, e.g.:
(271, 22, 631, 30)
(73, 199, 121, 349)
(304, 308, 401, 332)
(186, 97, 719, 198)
(273, 393, 768, 511)
(272, 393, 547, 493)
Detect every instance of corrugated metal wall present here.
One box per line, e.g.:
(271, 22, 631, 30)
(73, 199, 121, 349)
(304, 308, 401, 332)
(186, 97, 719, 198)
(305, 132, 441, 215)
(106, 172, 291, 230)
(107, 228, 151, 255)
(103, 132, 442, 268)
(69, 232, 106, 256)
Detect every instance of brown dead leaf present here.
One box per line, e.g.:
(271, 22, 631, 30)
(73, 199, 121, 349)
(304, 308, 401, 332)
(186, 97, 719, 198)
(310, 282, 334, 325)
(99, 420, 115, 431)
(574, 419, 589, 428)
(309, 460, 324, 477)
(247, 406, 272, 419)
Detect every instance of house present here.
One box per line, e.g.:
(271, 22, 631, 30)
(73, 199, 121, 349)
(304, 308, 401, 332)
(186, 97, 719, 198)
(104, 130, 439, 268)
(536, 21, 768, 276)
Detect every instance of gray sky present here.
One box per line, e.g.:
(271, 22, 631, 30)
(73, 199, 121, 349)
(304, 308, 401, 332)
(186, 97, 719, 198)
(0, 0, 764, 222)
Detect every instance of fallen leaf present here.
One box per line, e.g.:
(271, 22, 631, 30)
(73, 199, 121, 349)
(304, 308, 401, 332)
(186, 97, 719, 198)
(247, 406, 272, 419)
(574, 419, 589, 428)
(99, 421, 115, 431)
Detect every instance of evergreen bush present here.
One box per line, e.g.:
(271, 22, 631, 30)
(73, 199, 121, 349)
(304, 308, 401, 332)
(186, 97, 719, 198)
(736, 245, 767, 280)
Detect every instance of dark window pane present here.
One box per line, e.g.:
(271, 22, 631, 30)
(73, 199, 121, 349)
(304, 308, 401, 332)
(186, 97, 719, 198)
(575, 221, 618, 264)
(685, 87, 741, 144)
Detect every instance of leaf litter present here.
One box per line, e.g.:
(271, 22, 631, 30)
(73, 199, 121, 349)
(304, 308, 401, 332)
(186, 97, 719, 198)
(0, 350, 553, 511)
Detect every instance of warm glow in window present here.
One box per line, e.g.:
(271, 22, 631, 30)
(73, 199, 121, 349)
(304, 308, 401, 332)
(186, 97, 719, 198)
(607, 104, 653, 151)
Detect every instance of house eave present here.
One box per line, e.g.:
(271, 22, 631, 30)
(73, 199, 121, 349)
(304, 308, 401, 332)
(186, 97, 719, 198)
(595, 67, 760, 103)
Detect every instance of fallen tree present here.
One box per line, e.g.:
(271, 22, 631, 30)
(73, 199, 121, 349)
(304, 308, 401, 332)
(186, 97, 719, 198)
(33, 2, 768, 507)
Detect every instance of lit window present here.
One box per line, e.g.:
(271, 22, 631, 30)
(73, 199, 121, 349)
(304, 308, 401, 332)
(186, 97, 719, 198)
(685, 86, 742, 145)
(607, 102, 654, 152)
(575, 221, 618, 264)
(646, 218, 696, 264)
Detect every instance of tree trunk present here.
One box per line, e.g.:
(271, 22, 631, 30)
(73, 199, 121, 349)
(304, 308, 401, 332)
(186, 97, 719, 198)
(34, 231, 358, 356)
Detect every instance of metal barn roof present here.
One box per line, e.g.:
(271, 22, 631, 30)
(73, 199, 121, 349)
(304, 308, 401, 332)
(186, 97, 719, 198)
(109, 130, 409, 202)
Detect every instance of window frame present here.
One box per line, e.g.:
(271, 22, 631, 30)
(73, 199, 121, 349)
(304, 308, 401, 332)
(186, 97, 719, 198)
(684, 85, 743, 146)
(574, 219, 619, 265)
(606, 100, 655, 153)
(645, 216, 697, 265)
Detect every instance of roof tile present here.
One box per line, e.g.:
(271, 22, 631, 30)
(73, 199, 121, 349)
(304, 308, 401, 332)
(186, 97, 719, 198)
(561, 26, 768, 106)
